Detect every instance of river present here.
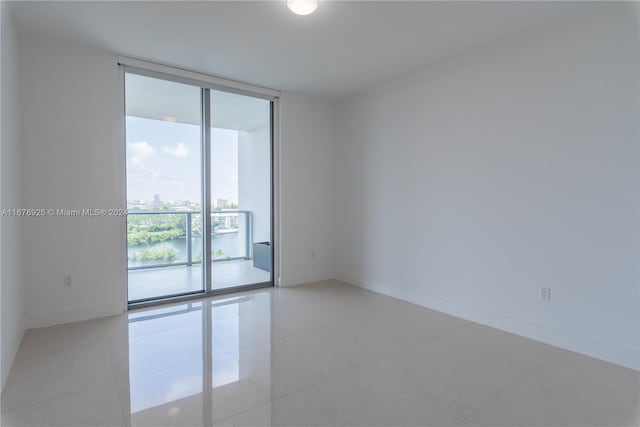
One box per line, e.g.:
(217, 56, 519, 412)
(127, 232, 244, 268)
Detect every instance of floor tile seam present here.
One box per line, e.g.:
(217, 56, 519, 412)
(127, 323, 209, 341)
(123, 358, 208, 385)
(269, 311, 378, 345)
(319, 302, 421, 334)
(214, 299, 407, 351)
(1, 342, 119, 413)
(234, 319, 463, 374)
(105, 338, 131, 427)
(266, 359, 370, 404)
(413, 320, 476, 344)
(388, 386, 472, 427)
(542, 352, 640, 427)
(210, 335, 246, 361)
(2, 381, 120, 419)
(351, 359, 474, 422)
(24, 318, 108, 335)
(209, 402, 273, 427)
(208, 382, 273, 425)
(171, 368, 277, 425)
(434, 331, 567, 374)
(9, 337, 111, 371)
(210, 310, 272, 324)
(265, 341, 432, 410)
(452, 348, 566, 426)
(106, 343, 135, 395)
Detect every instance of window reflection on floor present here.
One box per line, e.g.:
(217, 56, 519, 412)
(211, 298, 241, 388)
(126, 292, 271, 425)
(128, 302, 204, 414)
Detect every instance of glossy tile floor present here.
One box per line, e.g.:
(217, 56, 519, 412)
(2, 280, 638, 427)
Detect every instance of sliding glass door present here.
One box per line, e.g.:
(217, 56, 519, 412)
(125, 72, 273, 304)
(125, 74, 205, 302)
(209, 90, 272, 291)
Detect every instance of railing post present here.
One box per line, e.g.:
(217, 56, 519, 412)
(246, 212, 252, 260)
(186, 212, 192, 266)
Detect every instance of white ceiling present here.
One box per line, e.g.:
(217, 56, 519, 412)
(9, 1, 589, 99)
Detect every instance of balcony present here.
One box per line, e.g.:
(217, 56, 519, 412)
(127, 210, 271, 301)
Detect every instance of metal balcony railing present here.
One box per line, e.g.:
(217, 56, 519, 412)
(127, 209, 252, 271)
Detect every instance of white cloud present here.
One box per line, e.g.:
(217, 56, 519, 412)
(128, 141, 155, 165)
(127, 166, 161, 180)
(163, 142, 190, 158)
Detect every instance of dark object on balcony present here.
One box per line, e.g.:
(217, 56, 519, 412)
(253, 242, 271, 272)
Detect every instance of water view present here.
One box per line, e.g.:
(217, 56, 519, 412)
(126, 210, 248, 269)
(127, 232, 244, 268)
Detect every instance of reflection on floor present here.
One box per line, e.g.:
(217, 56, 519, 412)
(128, 260, 271, 301)
(2, 281, 639, 426)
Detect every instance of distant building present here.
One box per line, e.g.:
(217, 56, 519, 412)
(216, 198, 228, 209)
(153, 194, 161, 204)
(212, 213, 240, 230)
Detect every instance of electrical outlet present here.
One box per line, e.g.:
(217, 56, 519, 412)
(540, 287, 551, 302)
(64, 274, 72, 288)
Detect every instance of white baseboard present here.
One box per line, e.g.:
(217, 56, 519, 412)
(26, 302, 123, 330)
(280, 271, 335, 287)
(336, 273, 639, 372)
(1, 324, 25, 391)
(334, 272, 362, 288)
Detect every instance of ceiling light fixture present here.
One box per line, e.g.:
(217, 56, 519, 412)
(287, 0, 318, 16)
(164, 116, 177, 122)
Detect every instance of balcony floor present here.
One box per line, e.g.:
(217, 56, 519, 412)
(128, 260, 271, 301)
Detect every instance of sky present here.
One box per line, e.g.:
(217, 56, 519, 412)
(126, 116, 238, 205)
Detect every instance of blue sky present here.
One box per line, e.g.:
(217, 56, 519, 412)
(126, 116, 238, 205)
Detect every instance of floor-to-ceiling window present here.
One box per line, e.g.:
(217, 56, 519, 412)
(124, 70, 274, 305)
(209, 90, 272, 291)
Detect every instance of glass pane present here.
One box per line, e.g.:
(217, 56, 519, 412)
(209, 91, 272, 290)
(125, 73, 204, 301)
(128, 302, 204, 423)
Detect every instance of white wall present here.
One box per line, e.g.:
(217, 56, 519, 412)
(18, 38, 127, 328)
(333, 4, 639, 370)
(279, 93, 335, 286)
(17, 37, 336, 327)
(1, 3, 25, 389)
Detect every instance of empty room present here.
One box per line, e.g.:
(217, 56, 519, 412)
(0, 1, 638, 426)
